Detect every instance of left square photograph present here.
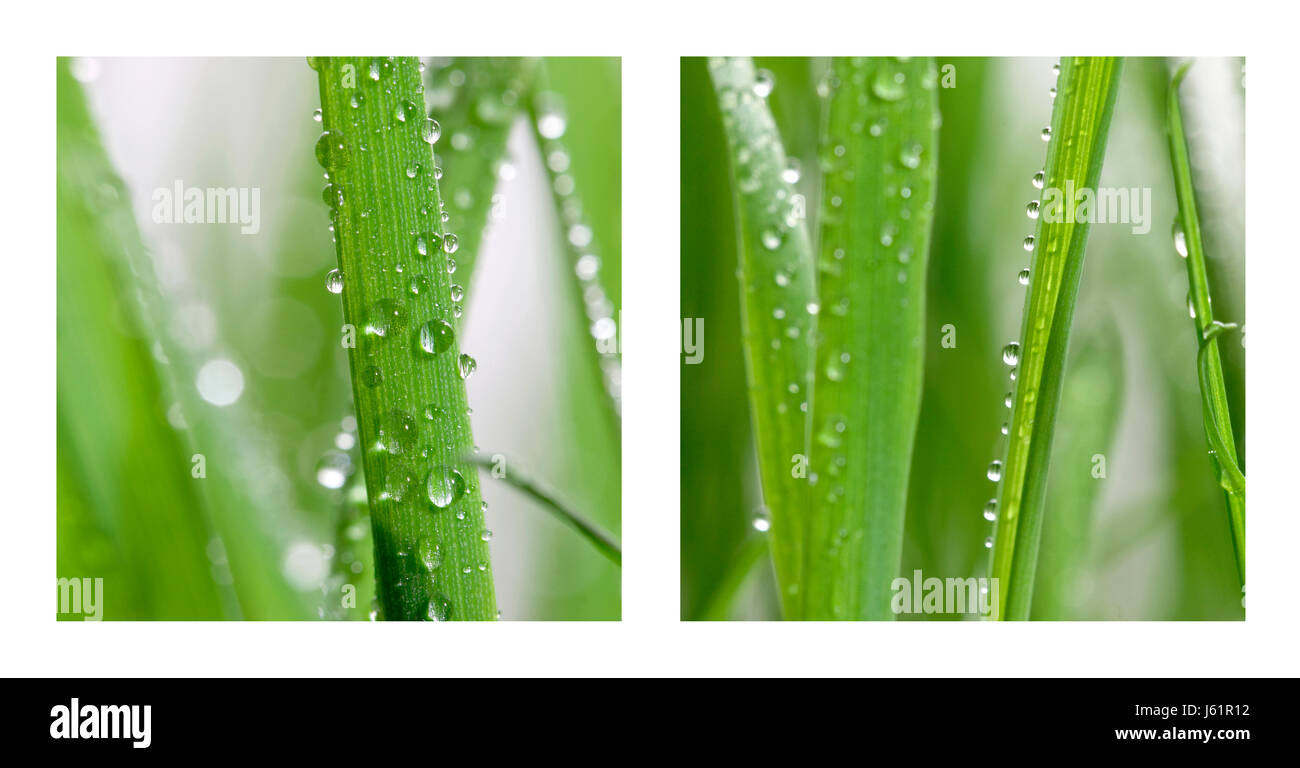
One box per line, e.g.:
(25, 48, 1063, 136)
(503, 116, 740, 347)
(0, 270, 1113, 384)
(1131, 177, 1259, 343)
(57, 57, 621, 620)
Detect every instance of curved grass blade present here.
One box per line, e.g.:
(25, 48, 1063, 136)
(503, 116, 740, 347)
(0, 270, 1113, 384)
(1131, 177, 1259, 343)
(805, 57, 939, 620)
(708, 57, 818, 618)
(529, 60, 623, 419)
(427, 57, 537, 296)
(468, 454, 621, 566)
(313, 56, 496, 621)
(990, 57, 1124, 620)
(1166, 62, 1245, 589)
(698, 535, 769, 621)
(57, 61, 235, 619)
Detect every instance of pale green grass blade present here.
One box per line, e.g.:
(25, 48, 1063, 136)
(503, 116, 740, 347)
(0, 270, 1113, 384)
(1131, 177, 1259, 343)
(709, 57, 818, 618)
(1166, 61, 1245, 588)
(803, 57, 939, 620)
(313, 56, 495, 621)
(428, 57, 537, 296)
(57, 62, 234, 619)
(990, 57, 1124, 620)
(529, 59, 623, 420)
(1031, 322, 1123, 619)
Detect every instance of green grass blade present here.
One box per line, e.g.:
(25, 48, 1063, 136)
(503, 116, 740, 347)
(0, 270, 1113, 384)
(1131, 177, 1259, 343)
(697, 535, 769, 621)
(469, 454, 621, 566)
(56, 61, 234, 619)
(1166, 62, 1245, 589)
(990, 57, 1124, 620)
(708, 57, 818, 618)
(529, 60, 623, 419)
(1031, 322, 1123, 619)
(313, 56, 496, 621)
(427, 57, 537, 296)
(804, 57, 939, 620)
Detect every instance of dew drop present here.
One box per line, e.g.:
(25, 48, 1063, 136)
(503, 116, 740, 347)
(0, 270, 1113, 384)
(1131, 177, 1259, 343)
(417, 320, 455, 356)
(1002, 342, 1021, 366)
(983, 499, 998, 522)
(1023, 236, 1035, 252)
(416, 231, 443, 257)
(1018, 268, 1030, 286)
(987, 460, 1004, 482)
(458, 353, 477, 380)
(449, 284, 465, 303)
(752, 68, 775, 98)
(314, 131, 351, 170)
(1026, 200, 1040, 220)
(426, 593, 452, 621)
(325, 268, 344, 294)
(1032, 170, 1045, 189)
(443, 234, 459, 254)
(761, 229, 781, 250)
(426, 466, 467, 509)
(1040, 126, 1052, 142)
(421, 118, 442, 145)
(984, 536, 994, 549)
(361, 366, 383, 388)
(418, 538, 443, 571)
(1172, 220, 1188, 258)
(365, 299, 406, 338)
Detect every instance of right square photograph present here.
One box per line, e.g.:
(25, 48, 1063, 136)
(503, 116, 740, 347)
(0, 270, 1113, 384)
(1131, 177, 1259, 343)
(680, 57, 1245, 621)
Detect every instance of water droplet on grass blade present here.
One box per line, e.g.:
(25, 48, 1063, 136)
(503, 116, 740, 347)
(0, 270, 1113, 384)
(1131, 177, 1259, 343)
(1002, 342, 1021, 366)
(1172, 220, 1188, 258)
(325, 268, 344, 294)
(417, 320, 455, 356)
(314, 131, 351, 170)
(987, 460, 1004, 482)
(426, 594, 452, 621)
(421, 118, 442, 144)
(983, 499, 998, 521)
(426, 466, 467, 509)
(458, 354, 477, 379)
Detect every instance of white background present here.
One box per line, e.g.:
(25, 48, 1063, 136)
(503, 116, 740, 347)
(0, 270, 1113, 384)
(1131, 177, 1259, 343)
(3, 0, 1296, 676)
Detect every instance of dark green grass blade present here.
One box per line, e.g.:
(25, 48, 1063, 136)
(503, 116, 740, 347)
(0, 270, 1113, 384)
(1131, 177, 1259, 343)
(57, 60, 232, 619)
(805, 57, 939, 620)
(313, 56, 495, 621)
(708, 57, 818, 618)
(990, 57, 1124, 620)
(680, 57, 760, 619)
(1166, 62, 1245, 589)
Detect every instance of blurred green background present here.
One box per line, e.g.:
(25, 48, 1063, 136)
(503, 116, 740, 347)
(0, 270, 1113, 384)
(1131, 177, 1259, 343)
(57, 56, 621, 620)
(680, 56, 1245, 620)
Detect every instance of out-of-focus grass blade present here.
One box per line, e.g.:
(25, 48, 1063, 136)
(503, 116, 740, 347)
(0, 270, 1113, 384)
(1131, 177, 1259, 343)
(57, 59, 233, 619)
(680, 58, 761, 619)
(1031, 321, 1123, 619)
(990, 57, 1124, 620)
(1166, 61, 1245, 589)
(804, 57, 939, 620)
(530, 59, 622, 420)
(427, 57, 537, 295)
(708, 57, 818, 619)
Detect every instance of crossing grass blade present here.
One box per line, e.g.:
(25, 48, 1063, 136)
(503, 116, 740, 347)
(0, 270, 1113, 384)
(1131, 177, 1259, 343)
(469, 454, 621, 566)
(1166, 61, 1245, 588)
(313, 56, 496, 621)
(989, 57, 1124, 620)
(708, 57, 818, 618)
(805, 57, 939, 620)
